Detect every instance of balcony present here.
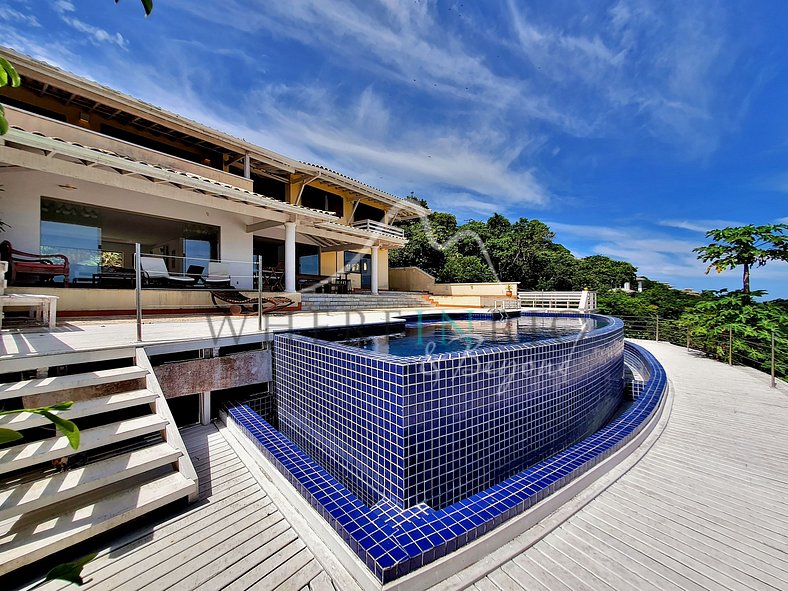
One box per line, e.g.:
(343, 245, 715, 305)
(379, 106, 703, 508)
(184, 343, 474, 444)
(350, 219, 404, 238)
(4, 106, 254, 192)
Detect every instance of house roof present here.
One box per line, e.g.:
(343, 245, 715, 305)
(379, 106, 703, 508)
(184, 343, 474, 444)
(0, 47, 429, 220)
(0, 124, 407, 248)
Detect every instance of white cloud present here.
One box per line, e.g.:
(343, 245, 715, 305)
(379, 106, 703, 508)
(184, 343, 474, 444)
(658, 219, 745, 233)
(775, 217, 788, 224)
(54, 0, 75, 13)
(545, 219, 788, 293)
(0, 6, 40, 27)
(60, 17, 127, 49)
(52, 0, 127, 49)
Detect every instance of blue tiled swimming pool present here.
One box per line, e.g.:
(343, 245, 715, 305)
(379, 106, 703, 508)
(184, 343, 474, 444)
(226, 313, 668, 583)
(276, 312, 624, 511)
(337, 313, 610, 356)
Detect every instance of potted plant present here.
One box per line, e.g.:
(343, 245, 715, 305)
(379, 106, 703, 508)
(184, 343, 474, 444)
(505, 284, 513, 298)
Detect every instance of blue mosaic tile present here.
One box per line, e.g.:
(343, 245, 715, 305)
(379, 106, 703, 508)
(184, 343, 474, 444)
(228, 337, 666, 584)
(276, 313, 625, 511)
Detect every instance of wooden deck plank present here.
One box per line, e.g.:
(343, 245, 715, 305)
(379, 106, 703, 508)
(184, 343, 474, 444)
(585, 501, 775, 590)
(590, 498, 784, 590)
(275, 558, 324, 591)
(123, 515, 293, 591)
(603, 489, 788, 583)
(307, 571, 336, 591)
(219, 539, 306, 591)
(485, 569, 524, 591)
(70, 491, 272, 587)
(609, 482, 788, 564)
(471, 342, 788, 591)
(30, 422, 335, 591)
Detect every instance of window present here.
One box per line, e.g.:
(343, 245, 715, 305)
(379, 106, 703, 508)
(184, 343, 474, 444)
(41, 197, 220, 282)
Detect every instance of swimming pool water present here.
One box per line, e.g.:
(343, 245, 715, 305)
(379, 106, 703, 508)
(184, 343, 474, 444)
(338, 314, 610, 356)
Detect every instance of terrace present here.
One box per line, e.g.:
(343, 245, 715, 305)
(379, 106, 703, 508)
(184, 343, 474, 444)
(0, 310, 784, 590)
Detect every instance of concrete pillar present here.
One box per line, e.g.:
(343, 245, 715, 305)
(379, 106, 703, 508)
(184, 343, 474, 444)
(243, 153, 251, 179)
(637, 280, 644, 292)
(371, 245, 379, 295)
(200, 391, 211, 425)
(284, 221, 297, 293)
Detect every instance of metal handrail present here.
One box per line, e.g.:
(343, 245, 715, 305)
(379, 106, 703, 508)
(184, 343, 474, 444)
(350, 219, 405, 238)
(618, 314, 783, 388)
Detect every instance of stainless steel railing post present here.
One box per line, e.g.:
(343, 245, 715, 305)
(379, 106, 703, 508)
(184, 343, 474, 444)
(772, 330, 777, 388)
(728, 327, 733, 366)
(257, 255, 263, 332)
(135, 242, 142, 342)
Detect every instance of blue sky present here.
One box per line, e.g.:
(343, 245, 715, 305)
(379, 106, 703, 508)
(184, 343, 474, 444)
(3, 0, 787, 297)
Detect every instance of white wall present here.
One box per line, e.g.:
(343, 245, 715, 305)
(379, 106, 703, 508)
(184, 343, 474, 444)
(0, 169, 255, 288)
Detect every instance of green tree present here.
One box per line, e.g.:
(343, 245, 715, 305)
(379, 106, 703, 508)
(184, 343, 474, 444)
(438, 251, 497, 283)
(389, 211, 458, 276)
(680, 290, 788, 377)
(693, 224, 788, 299)
(574, 255, 637, 292)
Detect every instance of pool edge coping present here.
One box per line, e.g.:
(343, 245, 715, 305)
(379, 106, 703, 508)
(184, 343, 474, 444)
(221, 340, 668, 590)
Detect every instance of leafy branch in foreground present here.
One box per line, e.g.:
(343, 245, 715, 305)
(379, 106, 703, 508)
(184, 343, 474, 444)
(1, 0, 153, 135)
(0, 401, 79, 448)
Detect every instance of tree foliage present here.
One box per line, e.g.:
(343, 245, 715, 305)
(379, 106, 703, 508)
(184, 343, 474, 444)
(679, 290, 788, 377)
(391, 205, 637, 290)
(693, 224, 788, 296)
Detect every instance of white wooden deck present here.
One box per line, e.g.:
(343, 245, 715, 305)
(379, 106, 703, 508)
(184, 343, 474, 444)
(455, 340, 788, 591)
(0, 308, 439, 357)
(36, 423, 341, 591)
(13, 340, 788, 591)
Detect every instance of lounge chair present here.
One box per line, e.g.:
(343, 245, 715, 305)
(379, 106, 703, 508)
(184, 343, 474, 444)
(140, 256, 196, 287)
(204, 262, 232, 288)
(210, 290, 294, 315)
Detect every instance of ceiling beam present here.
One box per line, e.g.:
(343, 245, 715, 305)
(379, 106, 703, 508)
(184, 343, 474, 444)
(246, 220, 282, 233)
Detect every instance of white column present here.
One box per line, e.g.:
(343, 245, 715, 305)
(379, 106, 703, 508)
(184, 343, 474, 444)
(284, 221, 297, 293)
(243, 153, 251, 179)
(200, 391, 211, 425)
(371, 245, 380, 295)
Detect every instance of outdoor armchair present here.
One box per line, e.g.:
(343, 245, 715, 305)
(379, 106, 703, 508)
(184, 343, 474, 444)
(140, 256, 196, 287)
(0, 240, 70, 287)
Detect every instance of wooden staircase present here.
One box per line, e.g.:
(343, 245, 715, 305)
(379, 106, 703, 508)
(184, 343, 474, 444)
(0, 347, 198, 576)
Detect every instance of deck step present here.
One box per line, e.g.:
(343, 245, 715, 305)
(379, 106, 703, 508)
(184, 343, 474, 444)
(0, 442, 182, 521)
(0, 414, 168, 475)
(0, 389, 158, 431)
(0, 347, 137, 375)
(0, 470, 196, 576)
(0, 366, 148, 400)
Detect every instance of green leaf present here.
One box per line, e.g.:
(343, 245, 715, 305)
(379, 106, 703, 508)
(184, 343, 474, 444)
(115, 0, 153, 15)
(0, 57, 21, 87)
(42, 553, 97, 586)
(41, 411, 80, 450)
(0, 401, 74, 416)
(0, 428, 23, 445)
(0, 113, 8, 136)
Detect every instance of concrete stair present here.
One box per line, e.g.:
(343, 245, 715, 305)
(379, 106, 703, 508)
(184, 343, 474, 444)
(300, 291, 435, 311)
(0, 348, 198, 576)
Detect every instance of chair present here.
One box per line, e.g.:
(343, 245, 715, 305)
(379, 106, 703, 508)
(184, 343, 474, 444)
(140, 257, 196, 287)
(185, 265, 205, 283)
(210, 290, 294, 315)
(204, 262, 232, 288)
(0, 240, 70, 287)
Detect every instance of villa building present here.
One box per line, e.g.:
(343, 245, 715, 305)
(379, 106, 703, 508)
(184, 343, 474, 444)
(0, 48, 428, 311)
